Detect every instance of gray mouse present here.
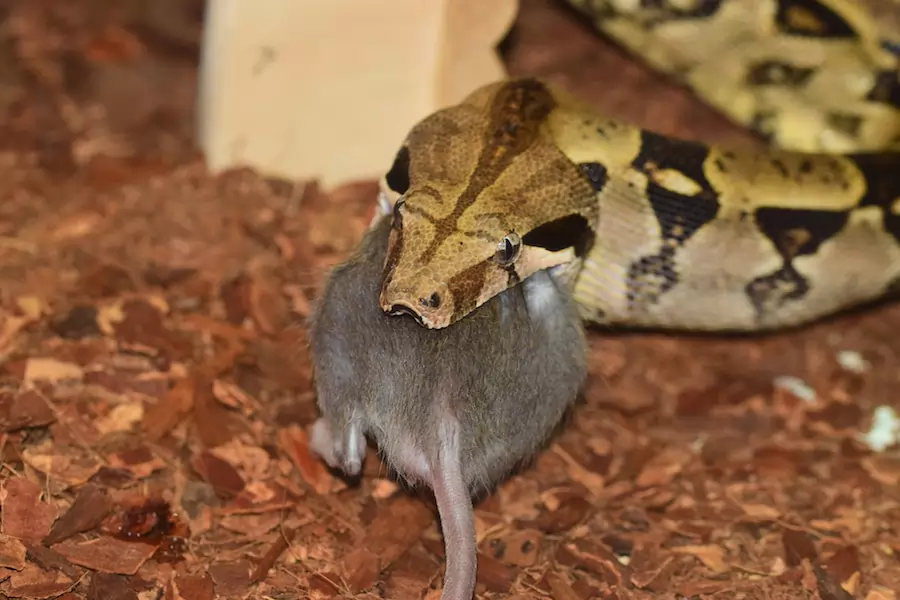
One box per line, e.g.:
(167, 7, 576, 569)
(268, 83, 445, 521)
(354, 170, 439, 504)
(306, 214, 588, 600)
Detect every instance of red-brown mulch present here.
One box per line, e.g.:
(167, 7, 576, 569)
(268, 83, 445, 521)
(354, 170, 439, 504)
(0, 0, 898, 598)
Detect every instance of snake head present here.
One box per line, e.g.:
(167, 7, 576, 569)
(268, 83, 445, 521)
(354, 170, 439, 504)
(377, 78, 599, 329)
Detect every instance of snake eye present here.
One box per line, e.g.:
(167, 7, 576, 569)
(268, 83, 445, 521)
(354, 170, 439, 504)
(493, 232, 521, 266)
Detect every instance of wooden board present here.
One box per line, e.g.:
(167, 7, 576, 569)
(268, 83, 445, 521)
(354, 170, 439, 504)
(196, 0, 518, 188)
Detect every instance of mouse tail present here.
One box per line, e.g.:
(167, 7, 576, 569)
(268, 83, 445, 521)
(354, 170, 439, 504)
(431, 420, 477, 600)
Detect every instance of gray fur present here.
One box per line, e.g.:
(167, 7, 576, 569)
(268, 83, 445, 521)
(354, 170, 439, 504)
(307, 215, 587, 599)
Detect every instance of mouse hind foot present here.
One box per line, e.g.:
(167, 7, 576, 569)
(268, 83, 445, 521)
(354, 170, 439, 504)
(310, 417, 367, 476)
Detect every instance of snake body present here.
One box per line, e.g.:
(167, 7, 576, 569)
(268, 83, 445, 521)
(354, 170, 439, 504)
(375, 0, 900, 332)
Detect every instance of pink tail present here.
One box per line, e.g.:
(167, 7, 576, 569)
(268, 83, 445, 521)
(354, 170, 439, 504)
(431, 425, 477, 600)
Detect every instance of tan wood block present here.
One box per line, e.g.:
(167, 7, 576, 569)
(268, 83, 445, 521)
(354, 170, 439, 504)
(197, 0, 518, 188)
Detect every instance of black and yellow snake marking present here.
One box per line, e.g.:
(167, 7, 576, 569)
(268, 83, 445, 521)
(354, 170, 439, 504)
(375, 0, 900, 332)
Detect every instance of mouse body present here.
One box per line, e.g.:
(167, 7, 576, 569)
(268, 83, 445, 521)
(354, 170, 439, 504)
(307, 215, 588, 600)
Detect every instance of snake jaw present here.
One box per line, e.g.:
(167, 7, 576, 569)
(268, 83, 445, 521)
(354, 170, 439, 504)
(385, 302, 426, 326)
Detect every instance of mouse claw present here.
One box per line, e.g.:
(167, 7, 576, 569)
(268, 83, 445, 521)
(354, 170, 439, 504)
(310, 418, 367, 477)
(341, 423, 366, 476)
(310, 418, 342, 470)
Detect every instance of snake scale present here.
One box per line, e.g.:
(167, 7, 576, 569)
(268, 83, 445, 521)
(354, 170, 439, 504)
(374, 0, 900, 333)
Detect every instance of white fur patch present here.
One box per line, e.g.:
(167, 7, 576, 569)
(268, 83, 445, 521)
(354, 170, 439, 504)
(389, 437, 433, 484)
(523, 272, 560, 318)
(369, 190, 393, 228)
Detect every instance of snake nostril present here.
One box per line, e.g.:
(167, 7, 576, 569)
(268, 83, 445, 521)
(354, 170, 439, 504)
(420, 292, 442, 309)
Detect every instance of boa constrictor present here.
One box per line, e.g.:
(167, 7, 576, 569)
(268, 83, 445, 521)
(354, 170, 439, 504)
(376, 0, 900, 332)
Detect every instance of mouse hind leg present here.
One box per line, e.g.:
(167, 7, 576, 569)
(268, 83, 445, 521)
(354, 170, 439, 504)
(308, 344, 369, 477)
(309, 416, 367, 476)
